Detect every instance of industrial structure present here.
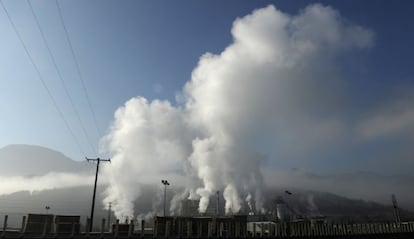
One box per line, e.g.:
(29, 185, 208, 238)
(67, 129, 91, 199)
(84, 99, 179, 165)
(1, 213, 414, 238)
(153, 216, 247, 238)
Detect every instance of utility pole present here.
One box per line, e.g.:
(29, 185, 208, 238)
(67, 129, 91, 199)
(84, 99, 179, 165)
(392, 194, 401, 223)
(87, 157, 110, 232)
(161, 180, 170, 217)
(107, 202, 112, 231)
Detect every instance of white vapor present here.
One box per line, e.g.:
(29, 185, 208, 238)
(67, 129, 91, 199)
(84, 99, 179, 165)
(0, 172, 94, 196)
(102, 4, 373, 218)
(101, 98, 191, 218)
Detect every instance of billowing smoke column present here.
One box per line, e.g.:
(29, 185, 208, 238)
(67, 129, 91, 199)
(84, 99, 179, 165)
(101, 98, 192, 218)
(101, 4, 373, 219)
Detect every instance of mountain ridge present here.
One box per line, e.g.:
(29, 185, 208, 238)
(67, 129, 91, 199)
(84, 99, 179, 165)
(0, 144, 93, 176)
(1, 144, 413, 226)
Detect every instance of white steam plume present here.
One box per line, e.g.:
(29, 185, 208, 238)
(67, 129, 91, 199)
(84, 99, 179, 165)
(102, 4, 373, 218)
(246, 193, 253, 213)
(101, 98, 192, 218)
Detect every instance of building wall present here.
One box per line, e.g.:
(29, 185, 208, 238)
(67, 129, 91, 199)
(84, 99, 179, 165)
(24, 214, 54, 234)
(154, 216, 247, 238)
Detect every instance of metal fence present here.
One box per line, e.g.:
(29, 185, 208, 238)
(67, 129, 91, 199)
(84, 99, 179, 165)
(1, 214, 414, 238)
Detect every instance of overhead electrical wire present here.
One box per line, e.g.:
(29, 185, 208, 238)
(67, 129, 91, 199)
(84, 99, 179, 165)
(55, 0, 103, 140)
(0, 0, 86, 157)
(27, 0, 97, 156)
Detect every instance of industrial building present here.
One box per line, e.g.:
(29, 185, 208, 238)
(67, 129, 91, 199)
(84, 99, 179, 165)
(153, 215, 247, 238)
(22, 213, 80, 235)
(2, 213, 414, 238)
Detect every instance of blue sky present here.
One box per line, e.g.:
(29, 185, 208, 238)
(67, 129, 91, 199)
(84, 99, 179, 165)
(1, 0, 414, 175)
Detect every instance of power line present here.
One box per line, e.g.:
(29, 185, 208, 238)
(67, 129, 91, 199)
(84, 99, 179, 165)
(27, 0, 97, 155)
(55, 0, 103, 139)
(0, 0, 86, 157)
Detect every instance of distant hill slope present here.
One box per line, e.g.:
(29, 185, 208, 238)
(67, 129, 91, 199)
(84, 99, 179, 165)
(0, 144, 93, 176)
(0, 144, 413, 228)
(263, 168, 414, 211)
(265, 189, 414, 223)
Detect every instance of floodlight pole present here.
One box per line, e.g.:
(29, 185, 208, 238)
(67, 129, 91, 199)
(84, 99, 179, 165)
(161, 180, 170, 217)
(87, 157, 110, 232)
(45, 206, 50, 214)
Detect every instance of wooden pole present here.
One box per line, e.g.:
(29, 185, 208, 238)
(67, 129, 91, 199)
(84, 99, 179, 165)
(1, 215, 8, 238)
(20, 216, 26, 237)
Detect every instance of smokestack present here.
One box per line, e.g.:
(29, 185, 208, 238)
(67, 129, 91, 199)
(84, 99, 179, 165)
(216, 191, 219, 216)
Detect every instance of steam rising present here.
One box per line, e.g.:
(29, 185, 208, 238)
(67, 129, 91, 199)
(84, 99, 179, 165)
(102, 4, 373, 218)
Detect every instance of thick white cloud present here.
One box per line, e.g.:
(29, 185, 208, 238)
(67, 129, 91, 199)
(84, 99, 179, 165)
(102, 4, 375, 218)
